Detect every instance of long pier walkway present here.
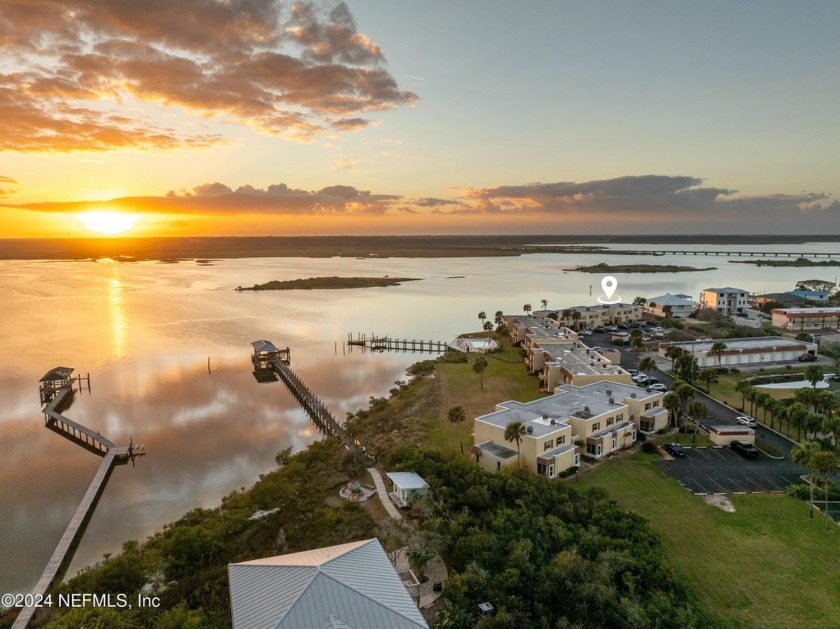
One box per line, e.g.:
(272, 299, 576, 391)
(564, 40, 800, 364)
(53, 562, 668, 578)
(251, 341, 374, 466)
(346, 333, 449, 354)
(13, 372, 139, 629)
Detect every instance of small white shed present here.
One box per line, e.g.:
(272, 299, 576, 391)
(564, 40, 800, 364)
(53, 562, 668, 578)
(386, 472, 430, 508)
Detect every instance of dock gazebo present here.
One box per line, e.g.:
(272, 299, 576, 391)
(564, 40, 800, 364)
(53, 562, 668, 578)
(39, 367, 75, 404)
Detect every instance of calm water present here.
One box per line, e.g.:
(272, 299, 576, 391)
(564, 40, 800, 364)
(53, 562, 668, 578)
(1, 244, 839, 593)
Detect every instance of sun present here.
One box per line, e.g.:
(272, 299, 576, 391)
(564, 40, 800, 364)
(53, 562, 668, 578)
(77, 211, 139, 235)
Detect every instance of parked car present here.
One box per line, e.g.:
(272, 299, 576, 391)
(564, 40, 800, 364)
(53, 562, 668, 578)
(736, 311, 749, 318)
(798, 353, 817, 362)
(593, 326, 605, 332)
(579, 329, 593, 336)
(736, 415, 757, 427)
(617, 323, 629, 329)
(642, 335, 653, 341)
(605, 325, 618, 332)
(648, 383, 668, 393)
(731, 440, 760, 459)
(626, 369, 639, 376)
(632, 374, 649, 384)
(663, 443, 686, 457)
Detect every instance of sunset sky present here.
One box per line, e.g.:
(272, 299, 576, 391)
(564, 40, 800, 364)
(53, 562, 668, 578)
(1, 1, 838, 238)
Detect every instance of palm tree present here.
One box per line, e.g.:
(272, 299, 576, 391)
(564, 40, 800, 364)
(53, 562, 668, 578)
(792, 440, 822, 518)
(638, 356, 657, 376)
(673, 381, 694, 415)
(812, 449, 840, 530)
(448, 405, 467, 454)
(699, 370, 718, 394)
(483, 321, 494, 332)
(494, 310, 504, 325)
(710, 341, 728, 367)
(633, 296, 647, 306)
(504, 421, 527, 468)
(735, 380, 752, 412)
(662, 305, 673, 319)
(665, 345, 685, 368)
(788, 401, 808, 441)
(561, 309, 573, 326)
(473, 356, 488, 391)
(478, 311, 486, 326)
(675, 354, 699, 383)
(754, 392, 774, 423)
(630, 330, 643, 353)
(523, 304, 532, 316)
(540, 299, 548, 310)
(649, 302, 657, 313)
(746, 387, 759, 417)
(687, 400, 707, 442)
(664, 392, 681, 428)
(571, 311, 582, 330)
(806, 365, 825, 389)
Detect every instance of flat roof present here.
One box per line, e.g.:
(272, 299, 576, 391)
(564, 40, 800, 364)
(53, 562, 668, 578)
(385, 472, 429, 490)
(772, 307, 840, 316)
(709, 425, 754, 435)
(541, 344, 628, 376)
(703, 287, 748, 293)
(475, 440, 517, 459)
(663, 336, 808, 354)
(476, 382, 660, 435)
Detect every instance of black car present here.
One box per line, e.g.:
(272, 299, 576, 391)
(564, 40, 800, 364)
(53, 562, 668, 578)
(731, 440, 760, 459)
(663, 443, 686, 457)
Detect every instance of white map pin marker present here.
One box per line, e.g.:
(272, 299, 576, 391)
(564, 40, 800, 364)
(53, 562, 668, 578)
(597, 276, 621, 304)
(601, 276, 618, 300)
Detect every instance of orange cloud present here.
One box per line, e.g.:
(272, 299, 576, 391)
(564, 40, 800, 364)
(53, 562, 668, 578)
(0, 1, 417, 152)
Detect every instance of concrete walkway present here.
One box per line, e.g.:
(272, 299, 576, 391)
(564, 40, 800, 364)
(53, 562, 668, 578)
(367, 467, 402, 521)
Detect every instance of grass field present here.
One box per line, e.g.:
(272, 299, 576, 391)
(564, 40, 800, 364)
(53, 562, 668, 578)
(578, 460, 840, 629)
(432, 338, 546, 454)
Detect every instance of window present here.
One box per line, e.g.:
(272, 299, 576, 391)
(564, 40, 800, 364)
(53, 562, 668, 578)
(607, 416, 614, 426)
(640, 417, 656, 432)
(548, 464, 555, 479)
(586, 443, 602, 457)
(537, 462, 546, 475)
(615, 413, 624, 422)
(631, 430, 637, 442)
(543, 439, 553, 451)
(496, 462, 501, 470)
(611, 436, 617, 450)
(592, 422, 600, 431)
(574, 453, 580, 467)
(653, 401, 659, 408)
(645, 403, 652, 411)
(556, 435, 565, 445)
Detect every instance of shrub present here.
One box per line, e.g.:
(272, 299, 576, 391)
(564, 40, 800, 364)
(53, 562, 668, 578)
(558, 466, 579, 478)
(437, 352, 468, 364)
(641, 441, 659, 454)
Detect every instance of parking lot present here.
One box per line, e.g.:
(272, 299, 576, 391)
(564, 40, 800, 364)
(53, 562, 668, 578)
(656, 445, 805, 495)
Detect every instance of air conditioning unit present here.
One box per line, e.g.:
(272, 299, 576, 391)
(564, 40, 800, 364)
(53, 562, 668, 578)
(526, 426, 533, 434)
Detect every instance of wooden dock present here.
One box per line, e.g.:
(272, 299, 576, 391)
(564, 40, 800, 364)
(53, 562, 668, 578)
(13, 372, 141, 629)
(346, 333, 449, 354)
(251, 342, 374, 466)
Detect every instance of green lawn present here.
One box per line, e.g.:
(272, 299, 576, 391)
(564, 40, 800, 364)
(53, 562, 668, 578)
(434, 338, 546, 453)
(578, 460, 840, 628)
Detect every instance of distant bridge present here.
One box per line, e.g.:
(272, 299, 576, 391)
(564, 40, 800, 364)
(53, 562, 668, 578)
(598, 250, 840, 258)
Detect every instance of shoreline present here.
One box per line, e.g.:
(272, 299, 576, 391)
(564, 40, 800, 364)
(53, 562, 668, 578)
(2, 234, 840, 261)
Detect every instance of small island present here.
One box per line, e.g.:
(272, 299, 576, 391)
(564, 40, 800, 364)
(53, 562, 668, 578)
(236, 276, 421, 291)
(730, 257, 840, 267)
(572, 263, 716, 273)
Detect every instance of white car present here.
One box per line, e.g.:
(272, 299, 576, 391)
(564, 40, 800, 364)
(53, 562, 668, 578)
(648, 383, 668, 393)
(736, 415, 757, 427)
(632, 374, 650, 383)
